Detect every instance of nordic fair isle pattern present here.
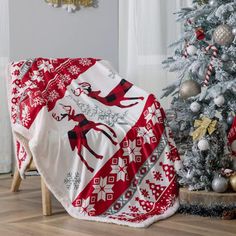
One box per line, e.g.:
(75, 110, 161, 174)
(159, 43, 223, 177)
(9, 58, 180, 227)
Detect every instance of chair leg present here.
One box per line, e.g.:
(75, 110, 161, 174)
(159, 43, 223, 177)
(41, 177, 52, 216)
(11, 168, 22, 192)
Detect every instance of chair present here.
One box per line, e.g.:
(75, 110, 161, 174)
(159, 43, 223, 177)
(11, 159, 52, 216)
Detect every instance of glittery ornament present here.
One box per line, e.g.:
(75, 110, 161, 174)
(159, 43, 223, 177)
(229, 174, 236, 192)
(211, 175, 228, 193)
(198, 139, 209, 151)
(213, 24, 235, 46)
(179, 80, 201, 100)
(214, 95, 225, 107)
(195, 27, 205, 40)
(190, 102, 201, 113)
(196, 0, 209, 5)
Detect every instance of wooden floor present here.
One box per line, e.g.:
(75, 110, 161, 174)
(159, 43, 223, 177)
(0, 174, 235, 236)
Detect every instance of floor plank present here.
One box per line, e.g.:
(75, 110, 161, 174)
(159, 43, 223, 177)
(0, 174, 235, 236)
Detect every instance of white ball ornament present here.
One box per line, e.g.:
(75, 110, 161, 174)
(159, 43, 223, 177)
(231, 140, 236, 153)
(190, 102, 201, 113)
(214, 95, 225, 107)
(232, 27, 236, 36)
(187, 45, 197, 56)
(198, 139, 210, 151)
(209, 0, 218, 7)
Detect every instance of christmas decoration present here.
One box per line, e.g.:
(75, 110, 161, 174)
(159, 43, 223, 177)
(162, 0, 235, 191)
(203, 45, 218, 87)
(190, 101, 201, 113)
(213, 24, 235, 46)
(45, 0, 96, 13)
(228, 117, 236, 155)
(209, 0, 217, 6)
(227, 115, 234, 126)
(229, 174, 236, 191)
(198, 139, 210, 151)
(232, 27, 236, 36)
(214, 95, 225, 107)
(195, 27, 205, 40)
(191, 117, 217, 141)
(211, 175, 228, 193)
(179, 80, 201, 99)
(186, 45, 197, 56)
(221, 54, 229, 62)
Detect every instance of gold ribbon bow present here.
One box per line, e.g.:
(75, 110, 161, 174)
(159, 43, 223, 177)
(191, 116, 217, 141)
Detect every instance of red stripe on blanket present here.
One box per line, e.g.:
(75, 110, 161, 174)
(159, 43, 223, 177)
(10, 58, 99, 129)
(72, 94, 168, 215)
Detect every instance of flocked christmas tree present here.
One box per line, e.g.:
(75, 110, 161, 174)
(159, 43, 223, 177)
(162, 0, 236, 191)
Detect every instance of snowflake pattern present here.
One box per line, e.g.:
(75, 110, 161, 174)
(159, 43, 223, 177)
(137, 127, 155, 144)
(111, 158, 128, 181)
(144, 103, 162, 125)
(21, 105, 31, 126)
(122, 140, 142, 162)
(93, 177, 114, 201)
(64, 172, 80, 190)
(38, 60, 53, 73)
(48, 90, 59, 102)
(77, 197, 95, 216)
(153, 171, 162, 181)
(79, 58, 92, 66)
(31, 97, 46, 107)
(30, 70, 43, 83)
(68, 65, 80, 75)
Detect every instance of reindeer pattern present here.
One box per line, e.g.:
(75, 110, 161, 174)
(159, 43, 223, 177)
(53, 104, 117, 172)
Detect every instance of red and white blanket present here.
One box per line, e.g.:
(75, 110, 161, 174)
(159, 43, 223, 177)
(8, 58, 181, 227)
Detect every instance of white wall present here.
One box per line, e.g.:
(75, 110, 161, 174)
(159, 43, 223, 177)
(9, 0, 119, 69)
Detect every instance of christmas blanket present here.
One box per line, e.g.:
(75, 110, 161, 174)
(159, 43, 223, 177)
(8, 58, 181, 227)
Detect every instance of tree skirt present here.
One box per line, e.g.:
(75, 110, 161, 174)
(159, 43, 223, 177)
(8, 58, 181, 227)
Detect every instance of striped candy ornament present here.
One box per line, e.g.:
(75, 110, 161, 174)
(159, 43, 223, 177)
(203, 45, 218, 87)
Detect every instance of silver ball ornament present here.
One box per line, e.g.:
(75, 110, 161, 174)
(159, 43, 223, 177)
(232, 27, 236, 36)
(190, 102, 201, 113)
(221, 53, 229, 61)
(209, 0, 217, 6)
(214, 95, 225, 107)
(212, 176, 228, 193)
(179, 80, 201, 100)
(227, 115, 234, 125)
(213, 24, 235, 46)
(198, 139, 209, 151)
(186, 45, 198, 56)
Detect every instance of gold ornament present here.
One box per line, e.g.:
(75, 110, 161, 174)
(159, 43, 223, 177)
(213, 24, 235, 46)
(229, 174, 236, 192)
(45, 0, 93, 8)
(179, 80, 201, 100)
(191, 116, 217, 141)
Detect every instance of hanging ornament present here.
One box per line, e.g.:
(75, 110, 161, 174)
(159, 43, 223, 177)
(227, 115, 235, 126)
(195, 27, 205, 40)
(221, 53, 230, 62)
(213, 24, 235, 46)
(190, 101, 201, 113)
(198, 139, 210, 151)
(191, 116, 217, 141)
(232, 27, 236, 36)
(229, 174, 236, 191)
(212, 175, 228, 193)
(214, 95, 225, 107)
(203, 45, 218, 87)
(186, 45, 198, 56)
(179, 80, 201, 100)
(209, 0, 218, 7)
(46, 0, 60, 7)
